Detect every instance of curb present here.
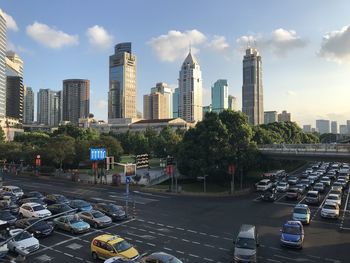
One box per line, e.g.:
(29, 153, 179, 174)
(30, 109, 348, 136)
(142, 187, 253, 197)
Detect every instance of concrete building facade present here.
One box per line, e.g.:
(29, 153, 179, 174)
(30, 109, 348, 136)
(316, 119, 330, 135)
(151, 82, 173, 118)
(331, 121, 338, 134)
(108, 42, 137, 120)
(173, 88, 179, 118)
(278, 110, 291, 122)
(228, 95, 237, 111)
(143, 92, 168, 120)
(303, 125, 312, 133)
(0, 10, 6, 117)
(211, 79, 228, 113)
(242, 48, 263, 125)
(264, 111, 278, 124)
(23, 86, 34, 124)
(37, 89, 61, 126)
(340, 125, 348, 135)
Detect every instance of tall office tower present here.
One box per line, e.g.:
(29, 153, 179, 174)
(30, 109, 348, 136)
(37, 89, 61, 126)
(316, 119, 330, 135)
(331, 121, 338, 134)
(143, 92, 168, 120)
(228, 95, 237, 111)
(278, 110, 291, 122)
(346, 120, 350, 135)
(6, 76, 23, 121)
(6, 51, 23, 77)
(303, 125, 312, 133)
(173, 88, 179, 118)
(108, 42, 137, 120)
(23, 86, 34, 124)
(264, 111, 278, 124)
(340, 125, 348, 135)
(0, 10, 6, 117)
(151, 82, 173, 118)
(179, 49, 203, 123)
(242, 48, 264, 125)
(211, 79, 228, 113)
(62, 79, 90, 124)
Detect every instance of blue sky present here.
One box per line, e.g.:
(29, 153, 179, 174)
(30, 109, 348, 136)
(2, 0, 350, 127)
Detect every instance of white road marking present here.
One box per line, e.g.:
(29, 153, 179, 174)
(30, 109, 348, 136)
(203, 258, 214, 262)
(189, 254, 199, 258)
(63, 253, 74, 258)
(164, 247, 172, 251)
(146, 242, 156, 247)
(267, 259, 282, 263)
(66, 243, 83, 250)
(176, 250, 185, 254)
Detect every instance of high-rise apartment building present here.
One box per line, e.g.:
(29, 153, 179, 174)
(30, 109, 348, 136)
(108, 42, 137, 120)
(340, 125, 348, 135)
(242, 48, 263, 125)
(264, 111, 278, 124)
(316, 119, 330, 135)
(37, 89, 61, 126)
(62, 79, 90, 124)
(6, 51, 23, 77)
(346, 120, 350, 135)
(179, 50, 202, 123)
(143, 92, 168, 120)
(331, 121, 338, 134)
(228, 95, 237, 111)
(278, 110, 291, 122)
(151, 82, 173, 118)
(211, 79, 228, 113)
(6, 76, 23, 121)
(23, 86, 34, 124)
(173, 88, 179, 118)
(303, 125, 312, 133)
(0, 10, 6, 117)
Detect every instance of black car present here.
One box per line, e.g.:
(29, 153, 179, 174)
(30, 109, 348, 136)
(44, 194, 70, 205)
(261, 188, 277, 202)
(18, 197, 47, 207)
(47, 203, 74, 215)
(0, 200, 19, 215)
(15, 218, 54, 237)
(22, 191, 44, 200)
(0, 210, 17, 225)
(93, 203, 126, 221)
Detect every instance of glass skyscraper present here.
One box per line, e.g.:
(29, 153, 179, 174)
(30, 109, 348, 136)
(211, 79, 228, 113)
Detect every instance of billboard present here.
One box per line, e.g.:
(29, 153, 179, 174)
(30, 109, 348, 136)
(90, 148, 107, 161)
(125, 164, 136, 177)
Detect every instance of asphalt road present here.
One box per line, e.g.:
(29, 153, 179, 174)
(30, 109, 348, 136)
(2, 171, 350, 263)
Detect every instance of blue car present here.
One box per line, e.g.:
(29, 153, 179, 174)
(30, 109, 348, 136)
(69, 199, 93, 212)
(280, 221, 304, 249)
(53, 214, 90, 234)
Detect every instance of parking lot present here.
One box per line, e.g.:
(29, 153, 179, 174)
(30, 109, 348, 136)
(1, 161, 350, 262)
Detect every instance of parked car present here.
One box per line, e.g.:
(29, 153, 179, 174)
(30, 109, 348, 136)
(44, 194, 70, 206)
(2, 186, 24, 198)
(280, 221, 304, 249)
(6, 229, 40, 253)
(313, 183, 325, 193)
(69, 200, 93, 212)
(299, 179, 311, 190)
(336, 179, 348, 188)
(137, 252, 183, 263)
(332, 181, 344, 191)
(287, 177, 299, 185)
(320, 177, 331, 186)
(295, 183, 307, 194)
(329, 189, 342, 198)
(260, 188, 277, 202)
(22, 191, 44, 200)
(0, 236, 8, 259)
(292, 204, 311, 225)
(305, 191, 320, 205)
(325, 194, 341, 206)
(321, 202, 339, 219)
(78, 210, 112, 228)
(18, 198, 47, 208)
(15, 218, 54, 237)
(307, 175, 317, 185)
(93, 203, 126, 221)
(276, 182, 289, 192)
(233, 224, 259, 263)
(91, 234, 139, 261)
(47, 203, 74, 215)
(53, 214, 90, 234)
(286, 188, 300, 200)
(0, 200, 19, 215)
(19, 202, 52, 218)
(0, 210, 17, 225)
(255, 179, 272, 191)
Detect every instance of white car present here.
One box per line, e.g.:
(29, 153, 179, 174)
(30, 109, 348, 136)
(255, 179, 272, 191)
(321, 202, 340, 219)
(276, 182, 289, 192)
(320, 177, 331, 186)
(19, 203, 52, 218)
(7, 229, 39, 254)
(2, 186, 23, 198)
(325, 194, 342, 206)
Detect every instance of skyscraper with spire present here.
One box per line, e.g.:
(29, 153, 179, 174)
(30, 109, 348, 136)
(178, 49, 203, 123)
(242, 48, 264, 125)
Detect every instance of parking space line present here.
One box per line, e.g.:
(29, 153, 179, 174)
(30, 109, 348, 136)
(276, 193, 287, 202)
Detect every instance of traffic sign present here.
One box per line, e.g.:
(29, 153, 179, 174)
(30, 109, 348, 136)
(90, 148, 107, 161)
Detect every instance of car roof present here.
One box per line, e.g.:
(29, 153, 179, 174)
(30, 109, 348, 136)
(307, 190, 319, 194)
(327, 194, 340, 198)
(22, 202, 43, 207)
(284, 221, 302, 227)
(9, 228, 27, 236)
(295, 204, 308, 209)
(324, 202, 338, 207)
(237, 224, 255, 239)
(3, 186, 20, 189)
(146, 252, 174, 260)
(94, 234, 123, 244)
(259, 179, 270, 183)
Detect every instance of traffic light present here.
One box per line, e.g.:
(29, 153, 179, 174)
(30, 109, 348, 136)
(136, 154, 149, 168)
(166, 156, 175, 166)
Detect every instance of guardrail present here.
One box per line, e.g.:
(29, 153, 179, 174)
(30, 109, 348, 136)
(259, 144, 350, 153)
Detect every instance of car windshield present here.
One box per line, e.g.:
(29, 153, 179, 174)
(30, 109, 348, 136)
(328, 196, 338, 200)
(56, 195, 68, 202)
(75, 200, 89, 207)
(33, 205, 45, 211)
(113, 240, 132, 252)
(294, 208, 307, 214)
(13, 188, 22, 193)
(109, 205, 121, 212)
(324, 204, 336, 210)
(315, 183, 323, 187)
(283, 225, 301, 235)
(278, 182, 286, 186)
(13, 231, 32, 241)
(69, 217, 82, 224)
(307, 193, 317, 197)
(235, 237, 256, 250)
(92, 211, 104, 218)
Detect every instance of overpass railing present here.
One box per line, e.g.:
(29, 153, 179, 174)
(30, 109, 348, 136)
(259, 144, 350, 153)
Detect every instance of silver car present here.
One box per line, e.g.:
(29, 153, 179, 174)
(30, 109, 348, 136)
(78, 210, 112, 228)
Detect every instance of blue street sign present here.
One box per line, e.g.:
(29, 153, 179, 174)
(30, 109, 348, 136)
(90, 148, 106, 161)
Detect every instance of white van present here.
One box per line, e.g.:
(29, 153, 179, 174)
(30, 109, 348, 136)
(234, 224, 259, 262)
(2, 186, 24, 198)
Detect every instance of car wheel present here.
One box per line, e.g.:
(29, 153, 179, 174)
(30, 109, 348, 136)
(92, 252, 98, 260)
(94, 222, 98, 228)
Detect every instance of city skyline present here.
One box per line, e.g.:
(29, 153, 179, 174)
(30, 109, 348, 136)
(1, 1, 350, 125)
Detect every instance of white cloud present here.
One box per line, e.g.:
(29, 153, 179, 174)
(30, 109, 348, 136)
(26, 22, 79, 49)
(6, 40, 30, 54)
(148, 29, 207, 62)
(319, 25, 350, 63)
(2, 11, 18, 31)
(287, 90, 296, 96)
(97, 99, 108, 110)
(86, 25, 113, 50)
(236, 28, 306, 57)
(208, 35, 230, 54)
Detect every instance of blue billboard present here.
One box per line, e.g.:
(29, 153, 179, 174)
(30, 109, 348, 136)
(90, 148, 107, 161)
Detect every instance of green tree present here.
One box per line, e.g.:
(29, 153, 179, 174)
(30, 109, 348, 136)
(14, 132, 50, 147)
(53, 124, 99, 141)
(153, 126, 182, 157)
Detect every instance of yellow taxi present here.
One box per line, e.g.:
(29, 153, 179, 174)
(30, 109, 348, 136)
(91, 234, 139, 260)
